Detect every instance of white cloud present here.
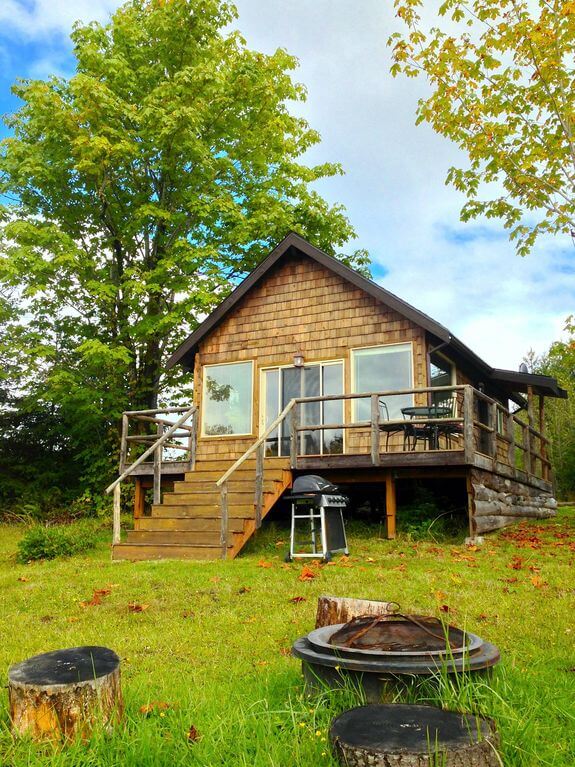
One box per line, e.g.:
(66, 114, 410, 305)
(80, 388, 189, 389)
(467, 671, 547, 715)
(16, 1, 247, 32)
(0, 0, 117, 40)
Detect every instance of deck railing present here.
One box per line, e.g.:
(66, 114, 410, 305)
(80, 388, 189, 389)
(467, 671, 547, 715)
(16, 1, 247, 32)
(215, 384, 551, 558)
(106, 405, 197, 545)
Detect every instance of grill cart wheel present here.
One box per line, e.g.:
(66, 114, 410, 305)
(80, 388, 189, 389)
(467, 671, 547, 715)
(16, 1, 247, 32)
(8, 646, 123, 740)
(329, 704, 500, 767)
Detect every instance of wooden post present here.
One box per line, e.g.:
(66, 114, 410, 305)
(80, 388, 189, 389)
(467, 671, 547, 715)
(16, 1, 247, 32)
(539, 396, 548, 480)
(522, 423, 531, 475)
(133, 478, 145, 521)
(290, 402, 299, 468)
(119, 414, 129, 473)
(384, 470, 396, 540)
(220, 481, 228, 559)
(188, 410, 197, 471)
(153, 421, 162, 506)
(315, 596, 398, 629)
(527, 385, 535, 427)
(370, 394, 380, 466)
(254, 442, 264, 529)
(507, 413, 515, 469)
(488, 401, 497, 459)
(463, 386, 475, 463)
(112, 484, 121, 545)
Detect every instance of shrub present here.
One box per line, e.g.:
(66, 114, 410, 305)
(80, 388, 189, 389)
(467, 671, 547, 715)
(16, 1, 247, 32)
(16, 524, 96, 563)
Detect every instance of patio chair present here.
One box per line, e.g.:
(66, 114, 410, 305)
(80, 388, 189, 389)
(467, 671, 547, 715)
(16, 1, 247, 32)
(378, 400, 413, 451)
(434, 395, 462, 448)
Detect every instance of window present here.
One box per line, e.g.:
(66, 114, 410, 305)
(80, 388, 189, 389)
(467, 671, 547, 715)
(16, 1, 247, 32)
(430, 352, 454, 407)
(202, 361, 253, 436)
(352, 344, 413, 420)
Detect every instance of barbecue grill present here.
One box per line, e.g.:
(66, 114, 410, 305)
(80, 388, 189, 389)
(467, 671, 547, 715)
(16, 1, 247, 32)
(286, 475, 349, 562)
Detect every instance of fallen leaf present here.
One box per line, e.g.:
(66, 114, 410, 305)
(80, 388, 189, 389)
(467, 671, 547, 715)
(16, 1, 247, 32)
(508, 556, 524, 570)
(182, 610, 194, 619)
(298, 566, 318, 581)
(275, 540, 286, 546)
(257, 560, 272, 569)
(238, 586, 251, 594)
(289, 596, 306, 603)
(40, 615, 54, 623)
(187, 725, 200, 743)
(439, 604, 451, 613)
(140, 701, 172, 716)
(128, 603, 149, 612)
(434, 590, 448, 601)
(281, 563, 292, 570)
(466, 544, 479, 552)
(279, 647, 292, 656)
(530, 575, 547, 588)
(67, 617, 79, 623)
(255, 660, 268, 667)
(210, 576, 221, 583)
(365, 557, 376, 563)
(17, 576, 30, 582)
(93, 588, 112, 597)
(476, 614, 489, 621)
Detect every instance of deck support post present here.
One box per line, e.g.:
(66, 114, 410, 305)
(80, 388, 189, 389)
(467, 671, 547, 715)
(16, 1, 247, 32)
(153, 422, 162, 506)
(112, 484, 121, 545)
(220, 481, 229, 558)
(134, 478, 145, 520)
(384, 470, 396, 540)
(463, 386, 474, 463)
(370, 394, 380, 466)
(119, 414, 129, 473)
(290, 402, 299, 469)
(255, 443, 264, 529)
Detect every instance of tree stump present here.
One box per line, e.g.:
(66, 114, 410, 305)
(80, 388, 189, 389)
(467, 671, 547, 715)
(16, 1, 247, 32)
(330, 704, 500, 767)
(8, 646, 123, 740)
(315, 595, 397, 629)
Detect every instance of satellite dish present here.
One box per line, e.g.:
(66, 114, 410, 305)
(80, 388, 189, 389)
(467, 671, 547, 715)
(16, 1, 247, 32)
(519, 362, 529, 373)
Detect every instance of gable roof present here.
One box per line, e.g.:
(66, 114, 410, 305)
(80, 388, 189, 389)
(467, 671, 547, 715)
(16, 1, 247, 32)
(166, 232, 566, 400)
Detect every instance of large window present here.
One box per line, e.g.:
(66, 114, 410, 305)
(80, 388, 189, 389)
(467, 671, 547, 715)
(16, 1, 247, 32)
(202, 361, 253, 436)
(352, 344, 413, 420)
(430, 352, 454, 407)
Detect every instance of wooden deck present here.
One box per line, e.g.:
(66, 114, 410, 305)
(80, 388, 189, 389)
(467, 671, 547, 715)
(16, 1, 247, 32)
(109, 385, 554, 560)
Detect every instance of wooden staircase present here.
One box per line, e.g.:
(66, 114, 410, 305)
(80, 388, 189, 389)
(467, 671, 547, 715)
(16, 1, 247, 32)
(112, 458, 292, 561)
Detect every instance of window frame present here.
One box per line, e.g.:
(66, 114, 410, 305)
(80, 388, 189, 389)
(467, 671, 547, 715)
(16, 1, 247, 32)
(350, 342, 415, 422)
(201, 359, 255, 438)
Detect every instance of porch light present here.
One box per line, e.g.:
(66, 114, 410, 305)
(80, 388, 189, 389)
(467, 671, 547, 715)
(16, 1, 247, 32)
(293, 351, 304, 368)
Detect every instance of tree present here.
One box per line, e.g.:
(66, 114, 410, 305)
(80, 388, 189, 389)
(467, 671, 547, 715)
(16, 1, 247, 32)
(0, 0, 367, 498)
(388, 0, 575, 256)
(531, 318, 575, 499)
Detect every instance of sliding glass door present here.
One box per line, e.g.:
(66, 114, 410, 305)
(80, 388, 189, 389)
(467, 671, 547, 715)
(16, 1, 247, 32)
(261, 362, 343, 456)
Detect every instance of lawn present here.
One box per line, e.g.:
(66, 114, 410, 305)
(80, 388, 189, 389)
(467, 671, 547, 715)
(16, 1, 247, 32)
(0, 510, 574, 766)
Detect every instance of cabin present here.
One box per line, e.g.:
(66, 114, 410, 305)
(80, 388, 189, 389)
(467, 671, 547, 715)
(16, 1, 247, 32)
(110, 232, 566, 560)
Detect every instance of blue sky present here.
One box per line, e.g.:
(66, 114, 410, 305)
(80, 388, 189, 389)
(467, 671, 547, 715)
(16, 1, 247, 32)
(0, 0, 573, 369)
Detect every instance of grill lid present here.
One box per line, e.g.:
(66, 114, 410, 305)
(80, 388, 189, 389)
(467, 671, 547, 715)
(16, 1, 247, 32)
(291, 475, 340, 495)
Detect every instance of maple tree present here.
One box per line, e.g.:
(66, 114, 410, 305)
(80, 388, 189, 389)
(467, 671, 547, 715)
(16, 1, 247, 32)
(389, 0, 575, 256)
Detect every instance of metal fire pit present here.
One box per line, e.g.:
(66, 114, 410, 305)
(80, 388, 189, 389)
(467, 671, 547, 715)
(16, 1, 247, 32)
(292, 615, 500, 702)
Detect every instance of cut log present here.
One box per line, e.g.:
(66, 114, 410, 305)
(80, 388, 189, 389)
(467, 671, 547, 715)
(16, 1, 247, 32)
(8, 646, 122, 740)
(330, 704, 500, 767)
(315, 595, 397, 629)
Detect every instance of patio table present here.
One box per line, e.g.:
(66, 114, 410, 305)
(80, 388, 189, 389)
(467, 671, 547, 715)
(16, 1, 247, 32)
(401, 405, 451, 450)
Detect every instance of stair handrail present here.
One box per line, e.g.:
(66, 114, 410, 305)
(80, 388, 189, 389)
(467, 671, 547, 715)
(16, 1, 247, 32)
(216, 398, 296, 559)
(106, 404, 197, 546)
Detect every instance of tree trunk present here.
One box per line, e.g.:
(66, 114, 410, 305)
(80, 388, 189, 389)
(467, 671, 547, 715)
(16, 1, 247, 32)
(8, 646, 122, 740)
(330, 704, 500, 767)
(315, 595, 398, 628)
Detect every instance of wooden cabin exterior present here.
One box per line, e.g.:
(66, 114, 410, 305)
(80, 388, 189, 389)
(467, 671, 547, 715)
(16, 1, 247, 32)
(110, 233, 566, 561)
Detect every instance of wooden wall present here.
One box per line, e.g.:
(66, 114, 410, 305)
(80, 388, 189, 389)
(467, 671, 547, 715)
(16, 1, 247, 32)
(194, 254, 427, 463)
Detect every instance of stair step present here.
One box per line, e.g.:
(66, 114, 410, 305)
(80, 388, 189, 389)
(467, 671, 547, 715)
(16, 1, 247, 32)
(112, 543, 230, 561)
(171, 480, 279, 494)
(161, 491, 275, 505)
(151, 504, 255, 518)
(126, 530, 233, 545)
(136, 517, 244, 533)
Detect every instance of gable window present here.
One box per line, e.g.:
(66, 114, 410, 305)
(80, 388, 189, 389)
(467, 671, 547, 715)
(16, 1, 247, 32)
(430, 352, 454, 407)
(352, 343, 413, 420)
(202, 361, 253, 436)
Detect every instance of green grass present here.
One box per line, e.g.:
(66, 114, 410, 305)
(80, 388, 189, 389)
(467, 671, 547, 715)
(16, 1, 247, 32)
(0, 511, 574, 766)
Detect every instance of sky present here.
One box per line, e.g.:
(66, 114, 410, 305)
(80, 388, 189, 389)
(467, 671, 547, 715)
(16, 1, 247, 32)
(0, 0, 572, 371)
